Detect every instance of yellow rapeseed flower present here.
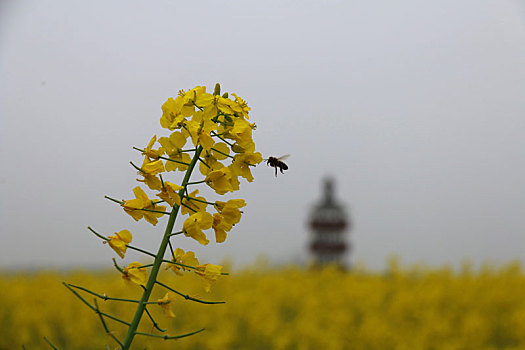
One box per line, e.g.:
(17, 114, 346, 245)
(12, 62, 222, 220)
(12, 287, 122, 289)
(199, 151, 226, 176)
(181, 189, 208, 215)
(141, 159, 165, 175)
(228, 119, 256, 150)
(185, 118, 216, 151)
(213, 95, 235, 115)
(231, 93, 250, 119)
(196, 141, 229, 175)
(105, 229, 132, 259)
(158, 131, 192, 172)
(212, 213, 232, 243)
(182, 212, 213, 245)
(156, 181, 183, 207)
(179, 86, 211, 110)
(160, 97, 186, 130)
(121, 186, 166, 226)
(195, 264, 223, 292)
(199, 94, 233, 118)
(141, 135, 164, 160)
(230, 152, 263, 182)
(122, 262, 147, 286)
(157, 293, 176, 318)
(205, 168, 234, 195)
(167, 248, 200, 275)
(215, 199, 246, 225)
(211, 142, 230, 160)
(137, 158, 164, 190)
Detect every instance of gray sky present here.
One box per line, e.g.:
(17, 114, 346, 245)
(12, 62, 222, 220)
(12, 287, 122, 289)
(1, 0, 524, 271)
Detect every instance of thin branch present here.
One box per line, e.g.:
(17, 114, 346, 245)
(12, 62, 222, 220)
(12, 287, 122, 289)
(104, 196, 171, 215)
(112, 258, 125, 274)
(211, 147, 234, 159)
(94, 299, 124, 347)
(183, 196, 214, 206)
(162, 259, 229, 275)
(104, 196, 123, 205)
(134, 328, 205, 340)
(133, 147, 191, 166)
(192, 101, 204, 111)
(43, 337, 59, 350)
(126, 244, 157, 258)
(167, 240, 176, 264)
(63, 283, 131, 326)
(130, 161, 144, 173)
(211, 132, 233, 146)
(88, 226, 108, 241)
(198, 157, 210, 168)
(144, 306, 167, 333)
(67, 284, 140, 304)
(135, 207, 171, 215)
(186, 180, 206, 185)
(180, 201, 198, 213)
(155, 281, 225, 305)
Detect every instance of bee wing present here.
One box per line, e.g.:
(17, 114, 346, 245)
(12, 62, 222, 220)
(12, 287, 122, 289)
(276, 154, 290, 161)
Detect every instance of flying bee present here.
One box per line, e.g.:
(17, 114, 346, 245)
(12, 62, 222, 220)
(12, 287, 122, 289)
(266, 155, 289, 177)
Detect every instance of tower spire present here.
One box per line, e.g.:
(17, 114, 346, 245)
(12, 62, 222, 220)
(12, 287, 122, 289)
(308, 177, 351, 268)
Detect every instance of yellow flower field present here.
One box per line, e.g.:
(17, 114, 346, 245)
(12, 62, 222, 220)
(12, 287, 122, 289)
(1, 261, 525, 349)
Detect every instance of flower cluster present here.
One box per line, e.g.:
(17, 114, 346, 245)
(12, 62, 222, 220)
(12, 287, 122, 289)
(119, 85, 262, 247)
(110, 84, 261, 295)
(67, 84, 262, 348)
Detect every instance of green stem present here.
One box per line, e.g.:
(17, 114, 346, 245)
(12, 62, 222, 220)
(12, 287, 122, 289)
(180, 201, 198, 213)
(155, 280, 225, 304)
(112, 258, 125, 274)
(211, 132, 233, 147)
(192, 101, 204, 111)
(211, 147, 234, 159)
(63, 282, 130, 326)
(126, 245, 156, 258)
(43, 336, 59, 350)
(87, 227, 108, 241)
(94, 299, 124, 347)
(183, 196, 215, 205)
(132, 263, 154, 269)
(159, 174, 166, 190)
(167, 240, 176, 263)
(137, 207, 171, 215)
(186, 180, 206, 185)
(130, 161, 144, 173)
(121, 146, 204, 349)
(67, 284, 140, 303)
(161, 259, 229, 275)
(162, 259, 199, 272)
(143, 305, 166, 332)
(160, 155, 191, 166)
(198, 157, 210, 168)
(133, 147, 191, 166)
(134, 328, 205, 339)
(104, 196, 172, 216)
(104, 196, 123, 204)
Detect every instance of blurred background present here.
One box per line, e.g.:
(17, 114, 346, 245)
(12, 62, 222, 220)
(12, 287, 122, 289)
(1, 0, 524, 271)
(1, 1, 525, 348)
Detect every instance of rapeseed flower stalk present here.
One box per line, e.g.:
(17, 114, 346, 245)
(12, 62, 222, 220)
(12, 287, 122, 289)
(64, 83, 262, 349)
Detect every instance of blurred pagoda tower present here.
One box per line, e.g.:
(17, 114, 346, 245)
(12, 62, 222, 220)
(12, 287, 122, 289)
(308, 177, 350, 268)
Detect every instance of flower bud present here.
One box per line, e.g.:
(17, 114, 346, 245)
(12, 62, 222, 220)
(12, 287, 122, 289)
(213, 83, 221, 96)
